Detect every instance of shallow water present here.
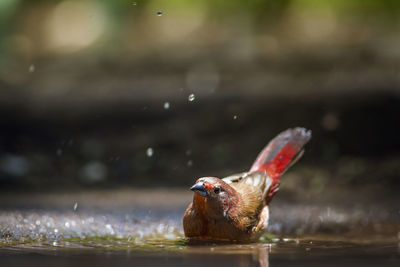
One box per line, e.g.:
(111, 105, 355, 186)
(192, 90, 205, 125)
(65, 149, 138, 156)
(1, 238, 398, 267)
(0, 189, 398, 266)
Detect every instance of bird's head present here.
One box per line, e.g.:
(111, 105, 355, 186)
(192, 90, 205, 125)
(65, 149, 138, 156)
(190, 177, 239, 218)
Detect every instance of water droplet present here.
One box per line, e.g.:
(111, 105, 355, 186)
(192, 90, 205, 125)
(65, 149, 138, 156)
(106, 224, 114, 234)
(28, 64, 35, 73)
(132, 2, 137, 6)
(65, 222, 70, 228)
(56, 149, 63, 156)
(185, 149, 192, 156)
(146, 147, 153, 157)
(54, 229, 58, 234)
(53, 241, 58, 246)
(233, 115, 238, 120)
(73, 202, 78, 211)
(163, 102, 170, 110)
(188, 93, 195, 102)
(157, 11, 162, 16)
(187, 160, 193, 167)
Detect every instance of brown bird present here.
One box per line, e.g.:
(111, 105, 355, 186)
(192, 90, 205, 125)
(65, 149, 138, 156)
(183, 127, 311, 242)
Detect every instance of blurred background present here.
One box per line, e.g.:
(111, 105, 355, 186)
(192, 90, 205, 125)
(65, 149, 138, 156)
(1, 4, 400, 265)
(0, 0, 399, 214)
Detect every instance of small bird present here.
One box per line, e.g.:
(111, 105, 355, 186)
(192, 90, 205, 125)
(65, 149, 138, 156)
(183, 127, 311, 242)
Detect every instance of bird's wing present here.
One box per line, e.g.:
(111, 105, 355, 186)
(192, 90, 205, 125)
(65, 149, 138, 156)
(222, 172, 248, 184)
(222, 171, 274, 206)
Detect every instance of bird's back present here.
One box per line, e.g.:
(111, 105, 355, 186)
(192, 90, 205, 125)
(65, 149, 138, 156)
(223, 171, 273, 202)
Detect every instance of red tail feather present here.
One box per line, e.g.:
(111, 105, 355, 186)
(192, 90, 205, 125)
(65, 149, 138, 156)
(254, 143, 300, 178)
(250, 128, 311, 201)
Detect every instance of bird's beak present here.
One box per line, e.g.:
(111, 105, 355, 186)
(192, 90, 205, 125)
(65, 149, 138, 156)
(190, 182, 207, 197)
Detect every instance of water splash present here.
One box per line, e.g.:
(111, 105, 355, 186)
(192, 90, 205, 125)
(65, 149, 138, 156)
(0, 210, 183, 246)
(146, 147, 154, 157)
(0, 189, 397, 254)
(163, 102, 170, 110)
(188, 94, 195, 102)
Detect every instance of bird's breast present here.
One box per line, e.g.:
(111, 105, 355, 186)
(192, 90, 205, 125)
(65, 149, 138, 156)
(184, 203, 253, 241)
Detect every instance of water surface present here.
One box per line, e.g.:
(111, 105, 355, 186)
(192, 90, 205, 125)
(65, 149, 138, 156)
(0, 189, 398, 266)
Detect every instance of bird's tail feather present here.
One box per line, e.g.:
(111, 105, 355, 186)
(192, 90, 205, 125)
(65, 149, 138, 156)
(249, 127, 311, 202)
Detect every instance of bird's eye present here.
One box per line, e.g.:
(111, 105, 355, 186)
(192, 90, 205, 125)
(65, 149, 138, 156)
(214, 187, 221, 194)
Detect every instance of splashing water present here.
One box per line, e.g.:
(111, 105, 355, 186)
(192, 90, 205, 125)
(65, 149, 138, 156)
(0, 189, 398, 267)
(188, 94, 195, 102)
(163, 102, 170, 110)
(146, 147, 154, 157)
(0, 210, 183, 246)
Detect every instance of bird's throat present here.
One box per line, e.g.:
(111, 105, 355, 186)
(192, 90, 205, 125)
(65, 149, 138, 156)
(193, 194, 206, 212)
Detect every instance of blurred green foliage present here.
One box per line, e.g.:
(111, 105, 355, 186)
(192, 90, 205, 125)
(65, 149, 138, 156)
(1, 0, 400, 51)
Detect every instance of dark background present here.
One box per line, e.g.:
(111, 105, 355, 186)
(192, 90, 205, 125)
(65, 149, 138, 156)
(0, 0, 399, 202)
